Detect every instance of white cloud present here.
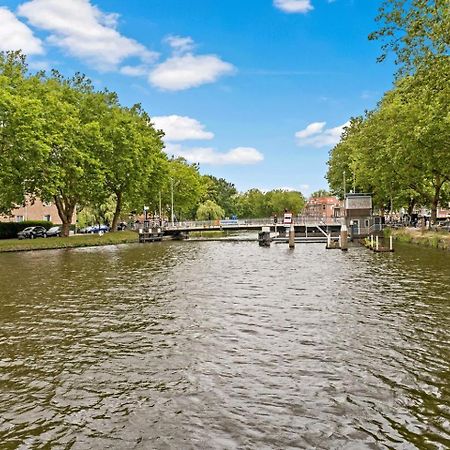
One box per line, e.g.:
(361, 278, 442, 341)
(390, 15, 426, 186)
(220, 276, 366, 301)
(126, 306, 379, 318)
(149, 53, 235, 91)
(18, 0, 157, 70)
(28, 59, 51, 70)
(152, 115, 214, 141)
(274, 0, 313, 14)
(0, 7, 43, 55)
(166, 143, 264, 165)
(165, 35, 195, 54)
(295, 122, 326, 138)
(119, 65, 148, 77)
(295, 121, 350, 148)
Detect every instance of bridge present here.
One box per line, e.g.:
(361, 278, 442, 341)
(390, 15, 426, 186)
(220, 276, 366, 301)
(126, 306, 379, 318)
(138, 216, 345, 243)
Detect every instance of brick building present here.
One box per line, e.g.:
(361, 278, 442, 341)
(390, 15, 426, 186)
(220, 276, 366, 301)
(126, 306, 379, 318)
(304, 196, 342, 220)
(0, 198, 72, 224)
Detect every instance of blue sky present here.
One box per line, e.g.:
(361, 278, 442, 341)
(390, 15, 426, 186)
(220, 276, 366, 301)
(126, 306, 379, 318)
(0, 0, 396, 196)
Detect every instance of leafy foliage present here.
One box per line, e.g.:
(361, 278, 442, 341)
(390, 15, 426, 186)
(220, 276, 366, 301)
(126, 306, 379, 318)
(196, 200, 225, 220)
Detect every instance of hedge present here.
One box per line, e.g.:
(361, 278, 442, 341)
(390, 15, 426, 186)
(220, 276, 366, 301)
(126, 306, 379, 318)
(0, 221, 54, 240)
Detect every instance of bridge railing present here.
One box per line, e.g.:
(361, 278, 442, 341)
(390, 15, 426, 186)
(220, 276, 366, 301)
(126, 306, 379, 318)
(295, 215, 342, 226)
(165, 218, 273, 229)
(164, 216, 342, 230)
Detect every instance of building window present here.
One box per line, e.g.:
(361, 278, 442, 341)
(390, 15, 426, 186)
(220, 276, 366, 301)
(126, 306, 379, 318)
(44, 215, 51, 222)
(365, 219, 370, 227)
(16, 215, 24, 222)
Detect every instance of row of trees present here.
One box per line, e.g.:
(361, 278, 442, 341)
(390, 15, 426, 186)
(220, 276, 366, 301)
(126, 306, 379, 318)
(0, 52, 307, 235)
(327, 0, 450, 223)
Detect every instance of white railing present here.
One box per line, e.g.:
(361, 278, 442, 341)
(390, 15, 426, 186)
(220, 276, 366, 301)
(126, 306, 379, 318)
(163, 216, 342, 230)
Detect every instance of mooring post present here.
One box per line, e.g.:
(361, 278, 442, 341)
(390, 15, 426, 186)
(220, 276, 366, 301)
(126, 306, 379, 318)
(376, 235, 379, 252)
(258, 227, 271, 247)
(340, 224, 348, 251)
(370, 234, 374, 249)
(390, 235, 393, 252)
(289, 223, 295, 249)
(327, 234, 331, 248)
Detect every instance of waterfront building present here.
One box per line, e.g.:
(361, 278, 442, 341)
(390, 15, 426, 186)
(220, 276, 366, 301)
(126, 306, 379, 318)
(304, 196, 342, 221)
(0, 198, 73, 225)
(343, 193, 382, 237)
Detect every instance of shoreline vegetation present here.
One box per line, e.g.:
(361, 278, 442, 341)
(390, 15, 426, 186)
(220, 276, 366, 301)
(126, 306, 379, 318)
(0, 231, 138, 253)
(388, 228, 450, 251)
(1, 228, 450, 253)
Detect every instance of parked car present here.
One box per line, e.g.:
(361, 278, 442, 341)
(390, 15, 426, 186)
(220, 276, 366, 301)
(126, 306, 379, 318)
(17, 226, 47, 239)
(79, 224, 109, 234)
(117, 222, 127, 231)
(46, 226, 61, 237)
(438, 220, 450, 232)
(78, 226, 92, 234)
(90, 224, 109, 233)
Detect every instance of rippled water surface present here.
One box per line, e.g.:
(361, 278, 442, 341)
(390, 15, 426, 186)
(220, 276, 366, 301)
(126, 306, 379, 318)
(0, 240, 449, 449)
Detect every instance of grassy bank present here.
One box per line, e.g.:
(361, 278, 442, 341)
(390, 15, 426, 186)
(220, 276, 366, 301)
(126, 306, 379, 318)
(0, 231, 138, 253)
(387, 228, 450, 251)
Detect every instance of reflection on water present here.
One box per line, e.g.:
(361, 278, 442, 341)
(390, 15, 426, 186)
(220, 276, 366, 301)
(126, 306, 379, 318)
(0, 241, 449, 449)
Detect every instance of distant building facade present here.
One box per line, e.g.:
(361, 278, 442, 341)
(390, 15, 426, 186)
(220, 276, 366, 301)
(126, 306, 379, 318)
(343, 193, 383, 237)
(304, 196, 342, 221)
(0, 198, 70, 224)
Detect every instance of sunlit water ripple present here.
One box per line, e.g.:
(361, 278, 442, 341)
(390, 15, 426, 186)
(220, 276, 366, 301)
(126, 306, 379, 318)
(0, 240, 449, 449)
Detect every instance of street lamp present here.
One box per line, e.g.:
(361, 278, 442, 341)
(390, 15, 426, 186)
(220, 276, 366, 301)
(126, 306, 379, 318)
(170, 178, 174, 227)
(169, 178, 180, 227)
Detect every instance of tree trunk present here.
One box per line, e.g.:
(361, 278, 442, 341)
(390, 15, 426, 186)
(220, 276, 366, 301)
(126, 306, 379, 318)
(431, 194, 439, 225)
(407, 198, 416, 216)
(111, 191, 122, 232)
(430, 176, 443, 225)
(54, 195, 75, 237)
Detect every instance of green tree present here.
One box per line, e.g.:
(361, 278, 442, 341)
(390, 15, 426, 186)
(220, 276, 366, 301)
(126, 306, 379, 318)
(265, 189, 305, 215)
(236, 189, 266, 218)
(196, 200, 225, 220)
(99, 103, 166, 231)
(162, 158, 205, 220)
(0, 52, 47, 213)
(369, 0, 450, 73)
(33, 72, 107, 236)
(310, 189, 332, 198)
(201, 175, 238, 217)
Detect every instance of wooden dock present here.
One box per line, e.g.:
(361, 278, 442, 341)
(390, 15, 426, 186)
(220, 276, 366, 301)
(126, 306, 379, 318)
(138, 228, 163, 243)
(361, 235, 394, 252)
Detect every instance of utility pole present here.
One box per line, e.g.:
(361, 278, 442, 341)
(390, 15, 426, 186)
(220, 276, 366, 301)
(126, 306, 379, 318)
(159, 191, 162, 219)
(170, 178, 174, 227)
(343, 170, 346, 197)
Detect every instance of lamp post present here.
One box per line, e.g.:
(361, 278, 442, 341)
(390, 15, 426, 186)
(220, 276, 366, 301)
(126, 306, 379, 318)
(170, 178, 174, 227)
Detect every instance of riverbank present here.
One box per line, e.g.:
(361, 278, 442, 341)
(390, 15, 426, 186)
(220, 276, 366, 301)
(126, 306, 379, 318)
(388, 228, 450, 251)
(0, 231, 138, 253)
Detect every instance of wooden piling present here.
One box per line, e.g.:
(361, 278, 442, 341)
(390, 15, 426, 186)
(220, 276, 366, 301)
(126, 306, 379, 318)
(289, 223, 295, 249)
(258, 230, 271, 247)
(340, 224, 348, 251)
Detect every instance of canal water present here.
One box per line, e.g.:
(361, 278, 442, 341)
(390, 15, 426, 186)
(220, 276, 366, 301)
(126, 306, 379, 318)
(0, 241, 449, 449)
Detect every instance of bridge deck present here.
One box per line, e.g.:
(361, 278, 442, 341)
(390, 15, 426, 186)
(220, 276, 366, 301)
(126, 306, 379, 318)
(162, 220, 342, 235)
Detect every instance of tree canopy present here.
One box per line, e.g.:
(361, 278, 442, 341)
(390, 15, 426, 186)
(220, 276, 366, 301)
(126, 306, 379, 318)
(0, 51, 311, 235)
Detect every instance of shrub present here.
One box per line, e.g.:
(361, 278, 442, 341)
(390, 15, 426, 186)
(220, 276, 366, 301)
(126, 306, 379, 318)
(0, 221, 54, 240)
